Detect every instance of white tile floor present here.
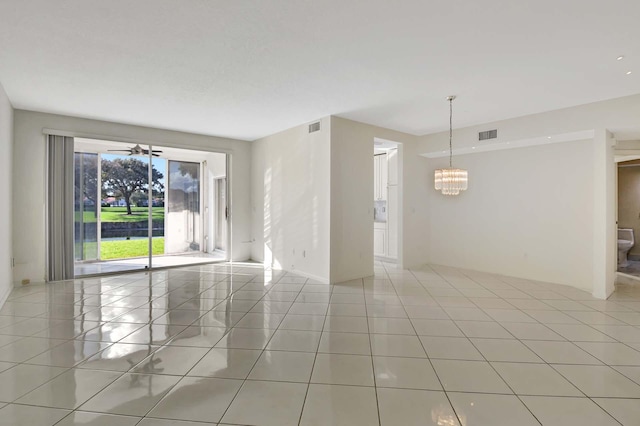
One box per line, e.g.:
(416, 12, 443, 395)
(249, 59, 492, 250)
(1, 262, 640, 425)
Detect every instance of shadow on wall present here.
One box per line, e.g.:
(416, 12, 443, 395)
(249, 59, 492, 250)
(262, 136, 324, 276)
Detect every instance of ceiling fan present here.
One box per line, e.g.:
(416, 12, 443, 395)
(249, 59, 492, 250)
(107, 144, 163, 157)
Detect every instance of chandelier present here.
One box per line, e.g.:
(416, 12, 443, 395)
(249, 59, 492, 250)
(434, 95, 468, 195)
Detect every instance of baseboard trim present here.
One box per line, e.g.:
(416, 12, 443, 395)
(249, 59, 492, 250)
(273, 267, 329, 284)
(374, 255, 398, 264)
(616, 272, 640, 285)
(330, 271, 375, 284)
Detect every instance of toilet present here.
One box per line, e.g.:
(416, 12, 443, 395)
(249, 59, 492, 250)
(618, 228, 635, 267)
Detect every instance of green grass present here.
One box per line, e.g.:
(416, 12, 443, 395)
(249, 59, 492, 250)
(77, 207, 164, 223)
(100, 238, 164, 260)
(75, 241, 98, 260)
(75, 206, 165, 261)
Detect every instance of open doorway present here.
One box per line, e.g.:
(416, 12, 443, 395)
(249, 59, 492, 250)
(204, 153, 228, 258)
(373, 138, 400, 264)
(616, 155, 640, 281)
(72, 138, 229, 276)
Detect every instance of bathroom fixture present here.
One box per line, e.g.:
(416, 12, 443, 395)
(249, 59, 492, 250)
(434, 95, 468, 195)
(618, 228, 635, 267)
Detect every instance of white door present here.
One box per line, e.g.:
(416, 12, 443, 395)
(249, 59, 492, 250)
(388, 148, 398, 185)
(374, 155, 380, 199)
(374, 227, 386, 256)
(380, 153, 388, 200)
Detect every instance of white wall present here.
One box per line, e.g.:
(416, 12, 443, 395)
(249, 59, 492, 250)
(592, 130, 617, 299)
(424, 140, 594, 291)
(417, 94, 640, 154)
(413, 95, 640, 297)
(205, 152, 226, 178)
(330, 117, 374, 282)
(251, 117, 331, 282)
(0, 82, 13, 305)
(400, 139, 431, 269)
(251, 116, 417, 283)
(12, 110, 252, 283)
(329, 117, 417, 282)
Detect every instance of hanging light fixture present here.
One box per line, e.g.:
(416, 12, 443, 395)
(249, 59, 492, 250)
(434, 95, 468, 195)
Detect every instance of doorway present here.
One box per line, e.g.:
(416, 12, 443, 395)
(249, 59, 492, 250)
(373, 138, 401, 265)
(616, 157, 640, 280)
(72, 138, 229, 276)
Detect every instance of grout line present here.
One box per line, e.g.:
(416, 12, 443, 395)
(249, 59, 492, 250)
(395, 266, 466, 426)
(419, 266, 548, 425)
(546, 363, 624, 425)
(205, 272, 311, 425)
(3, 262, 640, 425)
(296, 279, 332, 426)
(52, 266, 272, 425)
(362, 275, 382, 426)
(430, 265, 629, 425)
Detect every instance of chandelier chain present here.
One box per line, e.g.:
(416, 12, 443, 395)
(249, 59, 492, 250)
(449, 97, 453, 168)
(434, 94, 467, 195)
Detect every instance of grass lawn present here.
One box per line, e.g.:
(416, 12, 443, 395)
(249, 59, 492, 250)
(77, 207, 165, 223)
(100, 238, 164, 260)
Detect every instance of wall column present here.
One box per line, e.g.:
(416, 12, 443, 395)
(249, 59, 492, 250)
(592, 129, 616, 299)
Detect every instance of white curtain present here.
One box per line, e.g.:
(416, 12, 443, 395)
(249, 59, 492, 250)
(47, 134, 74, 281)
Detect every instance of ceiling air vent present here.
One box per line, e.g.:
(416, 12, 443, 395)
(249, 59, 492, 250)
(478, 129, 498, 141)
(308, 121, 321, 133)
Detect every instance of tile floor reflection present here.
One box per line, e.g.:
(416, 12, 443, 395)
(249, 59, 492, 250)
(0, 262, 640, 424)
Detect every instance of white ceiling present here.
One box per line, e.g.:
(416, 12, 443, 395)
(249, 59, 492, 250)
(0, 0, 638, 141)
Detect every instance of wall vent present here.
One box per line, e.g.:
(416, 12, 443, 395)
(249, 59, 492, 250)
(308, 121, 321, 133)
(478, 129, 498, 141)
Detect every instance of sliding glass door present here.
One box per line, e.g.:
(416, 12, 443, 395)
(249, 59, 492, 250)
(74, 149, 159, 275)
(166, 160, 201, 254)
(74, 153, 99, 263)
(71, 138, 230, 277)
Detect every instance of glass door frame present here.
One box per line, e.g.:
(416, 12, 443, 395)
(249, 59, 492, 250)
(146, 145, 153, 270)
(71, 135, 231, 277)
(74, 144, 156, 275)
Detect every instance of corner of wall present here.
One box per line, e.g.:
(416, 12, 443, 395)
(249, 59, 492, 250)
(251, 117, 332, 282)
(0, 81, 14, 306)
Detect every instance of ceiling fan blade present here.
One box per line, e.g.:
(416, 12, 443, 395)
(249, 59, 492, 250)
(107, 146, 161, 156)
